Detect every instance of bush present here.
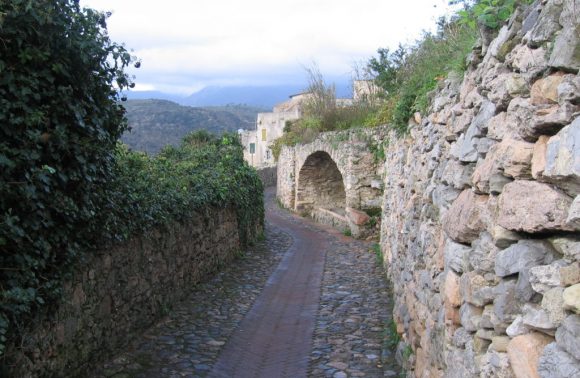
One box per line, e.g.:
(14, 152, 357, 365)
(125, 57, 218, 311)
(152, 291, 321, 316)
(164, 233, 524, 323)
(104, 132, 264, 248)
(369, 0, 535, 132)
(369, 19, 477, 131)
(0, 0, 133, 356)
(0, 1, 264, 359)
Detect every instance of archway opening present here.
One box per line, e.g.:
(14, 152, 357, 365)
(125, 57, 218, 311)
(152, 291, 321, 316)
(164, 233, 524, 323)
(296, 151, 346, 215)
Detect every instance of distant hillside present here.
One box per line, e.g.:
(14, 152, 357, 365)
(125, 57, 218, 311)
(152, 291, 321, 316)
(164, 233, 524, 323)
(121, 100, 264, 154)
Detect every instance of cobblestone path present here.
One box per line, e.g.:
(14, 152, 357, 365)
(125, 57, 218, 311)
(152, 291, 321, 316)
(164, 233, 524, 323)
(93, 188, 399, 377)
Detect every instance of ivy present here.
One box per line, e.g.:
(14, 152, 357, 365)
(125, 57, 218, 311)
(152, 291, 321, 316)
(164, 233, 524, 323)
(0, 0, 264, 362)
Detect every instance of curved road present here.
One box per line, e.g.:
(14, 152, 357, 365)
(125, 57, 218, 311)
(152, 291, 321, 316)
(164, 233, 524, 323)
(95, 187, 398, 377)
(209, 189, 329, 377)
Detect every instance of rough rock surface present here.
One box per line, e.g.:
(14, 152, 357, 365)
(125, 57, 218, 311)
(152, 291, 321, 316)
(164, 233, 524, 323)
(497, 180, 576, 232)
(378, 1, 580, 376)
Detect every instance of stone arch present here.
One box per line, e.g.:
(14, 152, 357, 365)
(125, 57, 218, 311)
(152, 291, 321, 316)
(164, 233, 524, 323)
(295, 151, 346, 214)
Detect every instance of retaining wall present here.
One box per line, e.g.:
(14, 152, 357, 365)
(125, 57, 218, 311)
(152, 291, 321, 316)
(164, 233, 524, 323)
(379, 1, 580, 376)
(4, 206, 247, 377)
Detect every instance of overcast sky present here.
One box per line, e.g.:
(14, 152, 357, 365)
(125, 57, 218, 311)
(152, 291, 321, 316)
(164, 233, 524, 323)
(81, 0, 459, 95)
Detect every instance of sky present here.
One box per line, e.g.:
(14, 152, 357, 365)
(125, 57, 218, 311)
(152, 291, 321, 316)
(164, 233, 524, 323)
(81, 0, 460, 95)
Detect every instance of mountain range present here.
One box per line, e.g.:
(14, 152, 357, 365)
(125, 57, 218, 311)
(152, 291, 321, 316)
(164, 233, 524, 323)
(126, 83, 353, 109)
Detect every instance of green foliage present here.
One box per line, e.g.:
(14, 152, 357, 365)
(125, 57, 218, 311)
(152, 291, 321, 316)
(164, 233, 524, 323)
(342, 228, 352, 237)
(0, 0, 134, 356)
(453, 0, 534, 29)
(384, 319, 401, 349)
(369, 18, 477, 131)
(0, 1, 264, 359)
(402, 345, 414, 360)
(105, 132, 264, 248)
(372, 243, 383, 266)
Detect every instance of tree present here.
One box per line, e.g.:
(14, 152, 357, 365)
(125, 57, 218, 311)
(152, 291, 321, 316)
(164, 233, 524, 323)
(0, 0, 135, 356)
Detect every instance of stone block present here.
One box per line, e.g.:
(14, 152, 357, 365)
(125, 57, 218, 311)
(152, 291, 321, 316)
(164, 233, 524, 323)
(549, 236, 580, 261)
(494, 278, 524, 328)
(560, 262, 580, 286)
(444, 269, 461, 308)
(452, 327, 472, 348)
(549, 24, 580, 72)
(538, 342, 580, 378)
(527, 0, 562, 47)
(506, 97, 535, 141)
(540, 118, 580, 196)
(488, 112, 514, 141)
(495, 239, 557, 278)
(443, 189, 488, 244)
(472, 138, 534, 194)
(490, 336, 511, 353)
(515, 268, 536, 302)
(563, 284, 580, 314)
(532, 102, 579, 139)
(490, 225, 522, 249)
(460, 303, 484, 332)
(529, 261, 568, 294)
(507, 333, 554, 378)
(345, 207, 370, 226)
(480, 351, 515, 378)
(481, 304, 496, 329)
(557, 74, 580, 105)
(445, 239, 472, 274)
(522, 303, 558, 336)
(451, 101, 497, 163)
(566, 194, 580, 229)
(460, 271, 495, 307)
(555, 314, 580, 361)
(531, 135, 550, 179)
(474, 334, 492, 354)
(507, 316, 530, 338)
(497, 181, 577, 233)
(542, 287, 566, 326)
(531, 73, 566, 105)
(506, 43, 548, 75)
(441, 159, 474, 190)
(471, 232, 503, 273)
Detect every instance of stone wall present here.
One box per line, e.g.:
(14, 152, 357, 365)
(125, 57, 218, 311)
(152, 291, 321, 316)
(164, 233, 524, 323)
(379, 1, 579, 377)
(4, 206, 247, 377)
(256, 166, 277, 188)
(276, 126, 388, 237)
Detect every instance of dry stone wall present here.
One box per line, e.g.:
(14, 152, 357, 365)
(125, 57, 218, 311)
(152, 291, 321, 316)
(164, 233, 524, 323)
(256, 166, 277, 188)
(4, 206, 247, 377)
(379, 1, 579, 377)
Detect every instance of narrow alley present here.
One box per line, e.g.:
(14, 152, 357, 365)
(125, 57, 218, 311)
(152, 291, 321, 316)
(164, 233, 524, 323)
(94, 188, 399, 377)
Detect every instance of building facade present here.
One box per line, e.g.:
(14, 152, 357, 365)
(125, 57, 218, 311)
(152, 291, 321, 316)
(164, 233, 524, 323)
(240, 93, 309, 168)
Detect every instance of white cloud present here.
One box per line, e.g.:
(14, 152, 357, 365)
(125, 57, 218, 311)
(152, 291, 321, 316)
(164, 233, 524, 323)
(82, 0, 458, 94)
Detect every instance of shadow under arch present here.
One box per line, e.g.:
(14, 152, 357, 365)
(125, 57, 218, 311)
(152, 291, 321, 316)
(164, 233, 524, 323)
(295, 151, 346, 215)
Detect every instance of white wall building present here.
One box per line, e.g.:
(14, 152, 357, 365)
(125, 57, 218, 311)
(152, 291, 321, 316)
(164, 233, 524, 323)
(241, 93, 309, 168)
(240, 83, 381, 168)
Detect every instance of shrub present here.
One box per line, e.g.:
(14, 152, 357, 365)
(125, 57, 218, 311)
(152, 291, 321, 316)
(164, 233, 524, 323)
(0, 0, 133, 356)
(0, 1, 264, 360)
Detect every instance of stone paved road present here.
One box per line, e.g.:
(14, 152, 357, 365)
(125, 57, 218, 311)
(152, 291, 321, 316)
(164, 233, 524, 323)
(93, 188, 399, 377)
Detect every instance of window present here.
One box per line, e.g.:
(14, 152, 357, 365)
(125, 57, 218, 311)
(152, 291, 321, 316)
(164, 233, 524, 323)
(249, 143, 255, 154)
(261, 128, 267, 141)
(266, 149, 271, 160)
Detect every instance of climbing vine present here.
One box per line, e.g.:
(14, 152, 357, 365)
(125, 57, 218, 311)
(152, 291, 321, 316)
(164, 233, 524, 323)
(0, 0, 263, 361)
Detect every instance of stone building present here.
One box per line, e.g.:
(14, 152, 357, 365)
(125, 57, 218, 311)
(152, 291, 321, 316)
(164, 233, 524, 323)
(240, 93, 310, 168)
